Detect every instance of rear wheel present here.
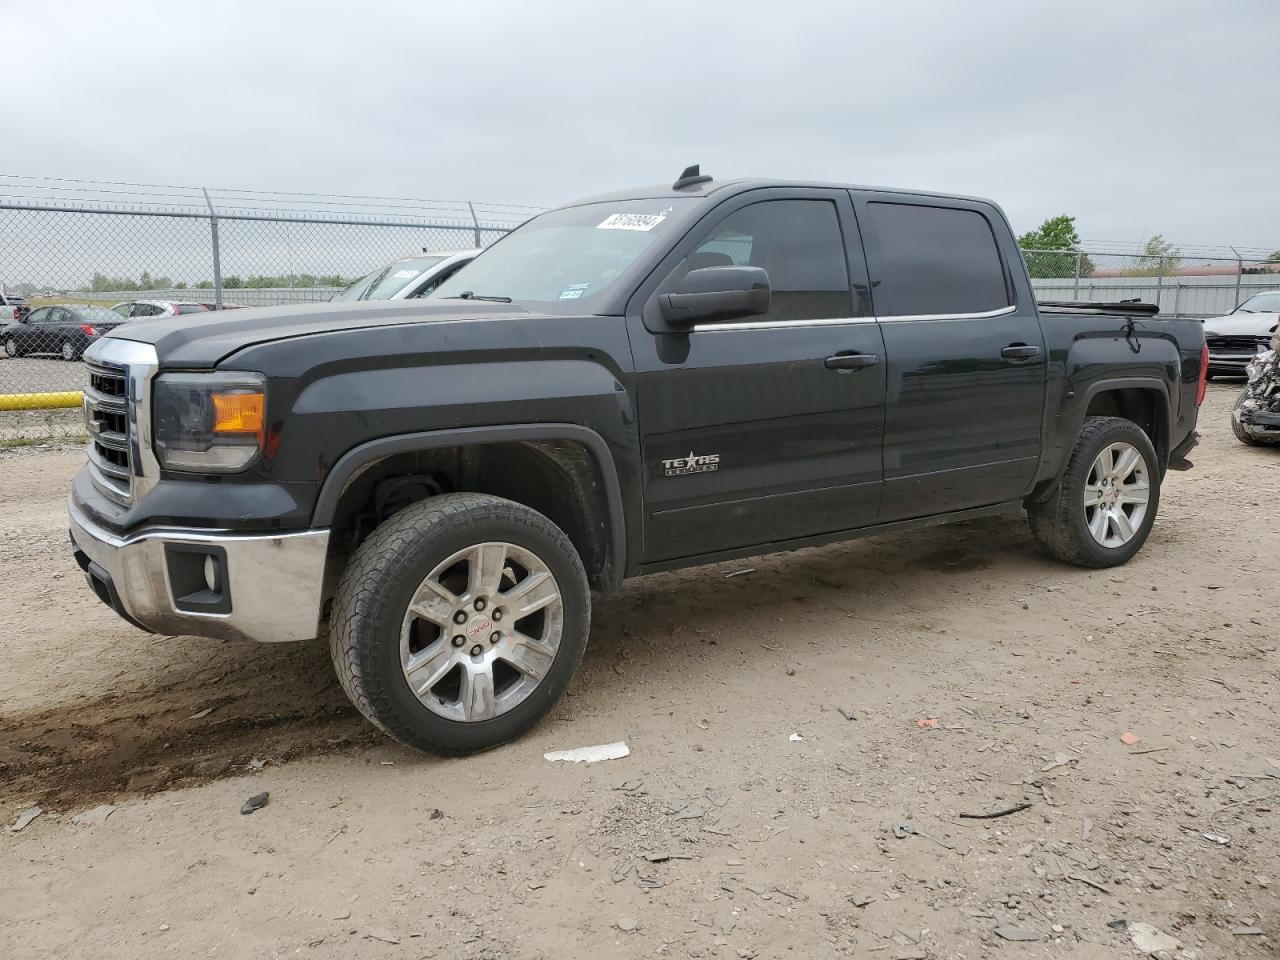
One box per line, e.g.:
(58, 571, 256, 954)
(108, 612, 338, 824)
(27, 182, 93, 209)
(1028, 416, 1161, 568)
(60, 339, 77, 361)
(329, 493, 591, 755)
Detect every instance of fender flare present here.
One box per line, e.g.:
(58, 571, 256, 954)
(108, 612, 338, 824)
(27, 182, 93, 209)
(1076, 377, 1173, 462)
(312, 423, 627, 589)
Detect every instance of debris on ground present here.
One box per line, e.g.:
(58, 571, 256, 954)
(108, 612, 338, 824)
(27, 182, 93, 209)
(1126, 921, 1181, 954)
(724, 568, 755, 578)
(70, 804, 117, 826)
(1231, 926, 1264, 936)
(365, 929, 400, 944)
(240, 792, 270, 815)
(187, 706, 216, 720)
(994, 925, 1041, 942)
(1120, 731, 1141, 746)
(1040, 751, 1076, 772)
(8, 806, 42, 832)
(958, 802, 1032, 820)
(891, 821, 955, 850)
(543, 741, 630, 764)
(616, 916, 638, 932)
(836, 707, 857, 721)
(1202, 831, 1231, 846)
(788, 733, 804, 742)
(916, 718, 939, 729)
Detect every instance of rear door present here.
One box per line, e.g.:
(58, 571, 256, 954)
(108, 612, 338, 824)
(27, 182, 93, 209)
(626, 188, 887, 563)
(854, 194, 1047, 520)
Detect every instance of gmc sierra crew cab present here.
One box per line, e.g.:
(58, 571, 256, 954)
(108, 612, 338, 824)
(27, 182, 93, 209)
(69, 166, 1208, 755)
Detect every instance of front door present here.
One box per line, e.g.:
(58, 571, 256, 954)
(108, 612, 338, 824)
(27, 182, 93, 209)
(626, 189, 887, 564)
(855, 195, 1047, 521)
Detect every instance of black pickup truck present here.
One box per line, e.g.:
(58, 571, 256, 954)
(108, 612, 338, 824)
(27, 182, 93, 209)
(69, 168, 1207, 755)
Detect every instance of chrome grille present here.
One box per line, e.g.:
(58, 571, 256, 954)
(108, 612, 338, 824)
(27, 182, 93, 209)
(84, 360, 132, 502)
(1206, 334, 1270, 354)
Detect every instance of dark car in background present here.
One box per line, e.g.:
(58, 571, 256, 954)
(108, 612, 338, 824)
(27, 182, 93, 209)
(2, 304, 126, 360)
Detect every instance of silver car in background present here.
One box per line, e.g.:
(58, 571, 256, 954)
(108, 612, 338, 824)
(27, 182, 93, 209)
(332, 250, 479, 301)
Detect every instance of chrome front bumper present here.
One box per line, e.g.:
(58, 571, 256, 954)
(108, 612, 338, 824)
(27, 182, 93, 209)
(69, 500, 330, 643)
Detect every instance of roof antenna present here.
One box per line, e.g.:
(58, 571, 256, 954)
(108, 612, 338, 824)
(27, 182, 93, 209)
(672, 164, 712, 190)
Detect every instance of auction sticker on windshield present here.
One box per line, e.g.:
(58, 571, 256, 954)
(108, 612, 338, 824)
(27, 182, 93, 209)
(597, 213, 666, 231)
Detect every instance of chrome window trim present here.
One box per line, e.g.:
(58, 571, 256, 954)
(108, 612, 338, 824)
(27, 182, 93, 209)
(688, 303, 1017, 333)
(691, 315, 876, 333)
(83, 337, 161, 502)
(878, 304, 1017, 323)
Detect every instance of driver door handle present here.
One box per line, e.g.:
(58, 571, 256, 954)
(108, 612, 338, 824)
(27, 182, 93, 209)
(824, 352, 880, 371)
(1001, 343, 1040, 360)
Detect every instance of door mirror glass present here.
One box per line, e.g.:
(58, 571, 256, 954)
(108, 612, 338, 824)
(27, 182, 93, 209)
(659, 266, 770, 326)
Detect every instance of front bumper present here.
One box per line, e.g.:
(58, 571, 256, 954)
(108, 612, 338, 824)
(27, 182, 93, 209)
(1207, 354, 1255, 376)
(69, 499, 330, 643)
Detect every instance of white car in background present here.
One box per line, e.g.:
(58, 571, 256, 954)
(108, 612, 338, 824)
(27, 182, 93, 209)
(332, 250, 479, 301)
(110, 299, 215, 320)
(1202, 291, 1280, 378)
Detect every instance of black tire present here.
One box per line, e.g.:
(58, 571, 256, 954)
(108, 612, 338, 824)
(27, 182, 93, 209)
(60, 339, 78, 362)
(1230, 389, 1276, 446)
(329, 492, 591, 755)
(1028, 416, 1161, 568)
(4, 337, 19, 358)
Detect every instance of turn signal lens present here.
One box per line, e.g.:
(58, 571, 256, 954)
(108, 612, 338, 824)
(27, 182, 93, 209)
(212, 391, 265, 434)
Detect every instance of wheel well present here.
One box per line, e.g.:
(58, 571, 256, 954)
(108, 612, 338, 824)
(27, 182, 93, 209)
(1083, 388, 1168, 461)
(322, 440, 615, 598)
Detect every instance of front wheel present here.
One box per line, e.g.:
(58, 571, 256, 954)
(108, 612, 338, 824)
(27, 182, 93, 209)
(329, 493, 591, 755)
(4, 337, 19, 358)
(1231, 389, 1279, 446)
(1028, 416, 1161, 568)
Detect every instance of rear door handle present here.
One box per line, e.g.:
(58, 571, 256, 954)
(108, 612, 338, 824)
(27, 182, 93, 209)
(824, 352, 880, 371)
(1001, 343, 1041, 360)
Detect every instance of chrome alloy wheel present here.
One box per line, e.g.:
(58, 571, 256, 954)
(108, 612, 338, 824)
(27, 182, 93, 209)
(1082, 441, 1150, 548)
(400, 541, 563, 722)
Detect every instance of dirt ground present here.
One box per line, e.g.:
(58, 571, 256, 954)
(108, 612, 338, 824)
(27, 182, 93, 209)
(1, 383, 1276, 960)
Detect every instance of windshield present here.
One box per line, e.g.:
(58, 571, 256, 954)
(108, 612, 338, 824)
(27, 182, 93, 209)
(431, 198, 702, 310)
(1235, 292, 1280, 314)
(333, 256, 447, 301)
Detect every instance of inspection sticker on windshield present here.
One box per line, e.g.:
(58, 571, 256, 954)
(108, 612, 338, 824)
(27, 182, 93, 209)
(597, 213, 666, 232)
(392, 269, 421, 279)
(559, 283, 590, 300)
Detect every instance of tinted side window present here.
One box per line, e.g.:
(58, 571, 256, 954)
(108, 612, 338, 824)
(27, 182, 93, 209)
(681, 199, 854, 322)
(868, 203, 1009, 317)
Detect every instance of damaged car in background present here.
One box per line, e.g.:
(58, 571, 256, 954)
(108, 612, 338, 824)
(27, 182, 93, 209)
(1231, 331, 1280, 446)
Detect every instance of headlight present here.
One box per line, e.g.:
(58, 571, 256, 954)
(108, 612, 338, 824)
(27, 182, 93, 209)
(153, 372, 267, 472)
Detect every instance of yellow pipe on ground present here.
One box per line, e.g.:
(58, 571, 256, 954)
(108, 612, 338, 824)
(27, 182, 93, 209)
(0, 391, 84, 411)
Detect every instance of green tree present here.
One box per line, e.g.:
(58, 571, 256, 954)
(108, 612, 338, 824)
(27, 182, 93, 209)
(195, 280, 214, 289)
(1131, 234, 1181, 276)
(174, 281, 188, 289)
(223, 276, 244, 289)
(1017, 215, 1094, 279)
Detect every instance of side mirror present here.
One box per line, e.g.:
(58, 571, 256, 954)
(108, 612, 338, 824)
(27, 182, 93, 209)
(659, 266, 770, 326)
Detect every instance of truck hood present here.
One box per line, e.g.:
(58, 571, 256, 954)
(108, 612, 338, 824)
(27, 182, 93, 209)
(1202, 311, 1279, 337)
(105, 299, 538, 368)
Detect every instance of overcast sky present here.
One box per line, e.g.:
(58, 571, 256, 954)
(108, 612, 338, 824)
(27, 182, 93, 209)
(4, 0, 1279, 250)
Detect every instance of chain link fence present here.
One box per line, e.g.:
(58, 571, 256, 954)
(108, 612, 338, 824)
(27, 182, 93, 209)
(1024, 247, 1280, 319)
(0, 177, 537, 441)
(2, 175, 1277, 442)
